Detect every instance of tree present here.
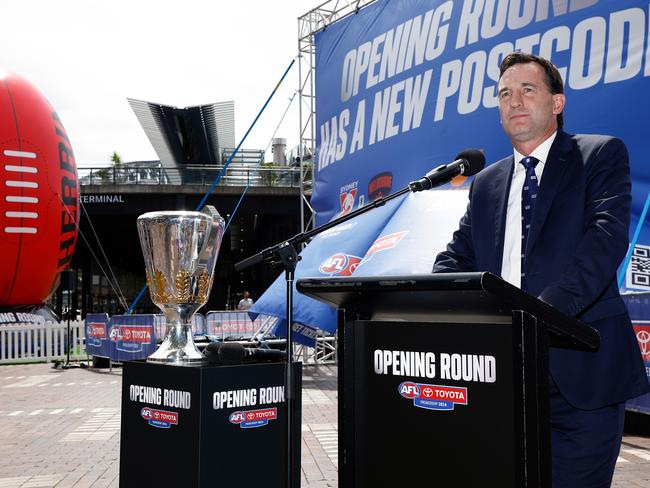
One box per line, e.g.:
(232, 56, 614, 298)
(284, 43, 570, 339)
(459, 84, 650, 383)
(110, 151, 124, 182)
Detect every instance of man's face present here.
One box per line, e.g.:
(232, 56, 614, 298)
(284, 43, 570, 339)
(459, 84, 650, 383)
(497, 62, 565, 151)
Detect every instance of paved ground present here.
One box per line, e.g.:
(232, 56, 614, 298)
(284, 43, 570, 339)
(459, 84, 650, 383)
(0, 361, 649, 487)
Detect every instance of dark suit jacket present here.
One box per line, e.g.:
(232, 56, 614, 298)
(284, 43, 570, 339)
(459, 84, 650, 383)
(433, 130, 649, 409)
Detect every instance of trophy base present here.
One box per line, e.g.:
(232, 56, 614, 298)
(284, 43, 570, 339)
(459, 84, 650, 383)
(147, 356, 206, 366)
(147, 324, 207, 366)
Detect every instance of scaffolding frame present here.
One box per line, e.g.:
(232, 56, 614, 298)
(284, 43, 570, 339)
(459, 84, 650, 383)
(296, 0, 377, 233)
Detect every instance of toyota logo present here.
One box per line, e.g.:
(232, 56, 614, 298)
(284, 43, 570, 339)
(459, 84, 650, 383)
(637, 330, 650, 355)
(422, 387, 434, 398)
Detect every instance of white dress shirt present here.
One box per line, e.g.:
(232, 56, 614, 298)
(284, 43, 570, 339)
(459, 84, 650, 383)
(500, 132, 557, 288)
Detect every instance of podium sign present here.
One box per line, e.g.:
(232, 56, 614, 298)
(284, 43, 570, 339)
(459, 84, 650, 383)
(297, 272, 598, 487)
(355, 320, 520, 485)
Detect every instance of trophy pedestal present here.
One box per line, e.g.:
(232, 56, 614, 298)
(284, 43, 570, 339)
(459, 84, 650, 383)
(119, 360, 302, 488)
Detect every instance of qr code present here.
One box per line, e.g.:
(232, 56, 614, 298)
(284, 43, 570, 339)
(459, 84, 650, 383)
(627, 244, 650, 290)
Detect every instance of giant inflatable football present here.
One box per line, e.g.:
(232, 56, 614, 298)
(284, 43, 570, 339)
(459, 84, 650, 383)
(0, 70, 79, 306)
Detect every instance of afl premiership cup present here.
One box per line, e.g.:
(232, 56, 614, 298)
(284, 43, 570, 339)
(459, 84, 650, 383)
(137, 205, 225, 365)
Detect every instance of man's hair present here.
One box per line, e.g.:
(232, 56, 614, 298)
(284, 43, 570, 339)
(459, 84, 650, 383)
(499, 52, 564, 129)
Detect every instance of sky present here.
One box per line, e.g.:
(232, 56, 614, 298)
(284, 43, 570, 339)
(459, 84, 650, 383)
(1, 0, 318, 166)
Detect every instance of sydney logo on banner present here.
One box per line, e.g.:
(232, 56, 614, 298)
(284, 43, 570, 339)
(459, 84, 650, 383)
(312, 0, 650, 261)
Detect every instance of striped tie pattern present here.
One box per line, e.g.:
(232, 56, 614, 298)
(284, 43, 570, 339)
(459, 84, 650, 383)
(520, 156, 540, 292)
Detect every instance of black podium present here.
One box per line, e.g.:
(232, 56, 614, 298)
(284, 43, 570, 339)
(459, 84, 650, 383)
(119, 361, 301, 488)
(297, 272, 599, 488)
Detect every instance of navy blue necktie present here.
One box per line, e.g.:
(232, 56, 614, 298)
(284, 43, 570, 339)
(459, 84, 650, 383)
(520, 156, 539, 292)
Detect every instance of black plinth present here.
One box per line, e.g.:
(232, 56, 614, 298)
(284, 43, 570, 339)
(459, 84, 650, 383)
(119, 360, 302, 488)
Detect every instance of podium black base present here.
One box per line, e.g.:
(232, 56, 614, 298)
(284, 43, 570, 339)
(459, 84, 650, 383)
(119, 360, 301, 488)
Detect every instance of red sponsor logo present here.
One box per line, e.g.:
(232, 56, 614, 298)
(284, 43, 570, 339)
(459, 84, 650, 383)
(112, 325, 152, 343)
(88, 322, 106, 339)
(319, 253, 362, 276)
(418, 385, 468, 404)
(368, 172, 393, 200)
(633, 323, 650, 362)
(230, 407, 277, 424)
(365, 231, 408, 257)
(339, 188, 357, 215)
(141, 407, 178, 425)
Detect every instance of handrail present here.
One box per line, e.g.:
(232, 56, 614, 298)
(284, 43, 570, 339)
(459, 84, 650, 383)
(77, 164, 305, 188)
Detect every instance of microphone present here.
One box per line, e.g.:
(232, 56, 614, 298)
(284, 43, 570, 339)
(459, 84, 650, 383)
(218, 342, 287, 365)
(409, 149, 485, 192)
(203, 341, 224, 364)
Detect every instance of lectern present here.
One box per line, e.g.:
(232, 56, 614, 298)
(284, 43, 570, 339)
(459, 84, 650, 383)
(297, 272, 599, 488)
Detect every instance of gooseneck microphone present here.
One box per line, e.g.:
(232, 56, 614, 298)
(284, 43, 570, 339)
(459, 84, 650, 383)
(409, 149, 486, 192)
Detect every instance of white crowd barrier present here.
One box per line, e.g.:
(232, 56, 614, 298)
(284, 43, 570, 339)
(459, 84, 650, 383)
(0, 320, 86, 364)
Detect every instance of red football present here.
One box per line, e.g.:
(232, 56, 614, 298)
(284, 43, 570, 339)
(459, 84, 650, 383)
(0, 71, 79, 306)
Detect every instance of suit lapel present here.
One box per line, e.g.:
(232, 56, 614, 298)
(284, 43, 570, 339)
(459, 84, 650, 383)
(526, 131, 574, 253)
(492, 157, 514, 273)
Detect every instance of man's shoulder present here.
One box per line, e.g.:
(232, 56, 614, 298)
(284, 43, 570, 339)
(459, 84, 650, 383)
(565, 132, 628, 162)
(567, 132, 626, 151)
(473, 155, 511, 185)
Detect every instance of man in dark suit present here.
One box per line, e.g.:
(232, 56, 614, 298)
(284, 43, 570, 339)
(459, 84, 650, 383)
(433, 52, 649, 487)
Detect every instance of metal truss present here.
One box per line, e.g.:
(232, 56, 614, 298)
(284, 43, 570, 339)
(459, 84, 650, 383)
(297, 0, 377, 232)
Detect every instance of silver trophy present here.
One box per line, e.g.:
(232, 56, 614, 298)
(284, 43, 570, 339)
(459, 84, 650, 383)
(137, 205, 225, 365)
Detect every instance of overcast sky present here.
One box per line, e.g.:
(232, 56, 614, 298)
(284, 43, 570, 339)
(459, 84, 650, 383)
(1, 0, 317, 166)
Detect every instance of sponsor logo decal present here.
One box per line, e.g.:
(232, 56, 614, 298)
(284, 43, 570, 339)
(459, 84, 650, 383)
(633, 323, 650, 377)
(368, 172, 393, 201)
(339, 181, 359, 215)
(141, 407, 179, 428)
(110, 325, 154, 352)
(339, 188, 357, 215)
(361, 231, 408, 264)
(88, 322, 107, 339)
(399, 381, 468, 411)
(86, 322, 106, 346)
(319, 253, 362, 276)
(229, 407, 278, 429)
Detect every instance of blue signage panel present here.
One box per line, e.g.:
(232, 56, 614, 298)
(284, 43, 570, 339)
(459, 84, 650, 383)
(109, 314, 157, 361)
(85, 313, 110, 357)
(313, 0, 650, 293)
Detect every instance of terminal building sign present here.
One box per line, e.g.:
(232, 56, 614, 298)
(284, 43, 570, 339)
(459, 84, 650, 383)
(81, 194, 125, 204)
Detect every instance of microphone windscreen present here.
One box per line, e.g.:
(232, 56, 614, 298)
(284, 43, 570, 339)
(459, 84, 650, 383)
(455, 149, 485, 176)
(218, 342, 247, 365)
(204, 341, 224, 364)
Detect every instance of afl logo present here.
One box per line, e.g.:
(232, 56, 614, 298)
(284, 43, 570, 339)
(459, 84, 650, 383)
(319, 253, 362, 276)
(399, 381, 420, 399)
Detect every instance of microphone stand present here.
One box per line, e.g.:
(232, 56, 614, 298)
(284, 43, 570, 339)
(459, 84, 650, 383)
(234, 183, 414, 488)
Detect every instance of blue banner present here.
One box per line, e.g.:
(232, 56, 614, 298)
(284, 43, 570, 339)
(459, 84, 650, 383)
(313, 0, 650, 294)
(85, 313, 110, 358)
(108, 314, 156, 362)
(250, 196, 406, 345)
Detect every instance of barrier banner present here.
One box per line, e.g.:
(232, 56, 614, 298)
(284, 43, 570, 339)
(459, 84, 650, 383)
(85, 313, 110, 357)
(313, 0, 650, 291)
(205, 311, 259, 340)
(622, 293, 650, 414)
(109, 314, 156, 362)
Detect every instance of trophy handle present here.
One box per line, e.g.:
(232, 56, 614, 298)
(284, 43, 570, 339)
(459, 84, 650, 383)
(197, 205, 223, 268)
